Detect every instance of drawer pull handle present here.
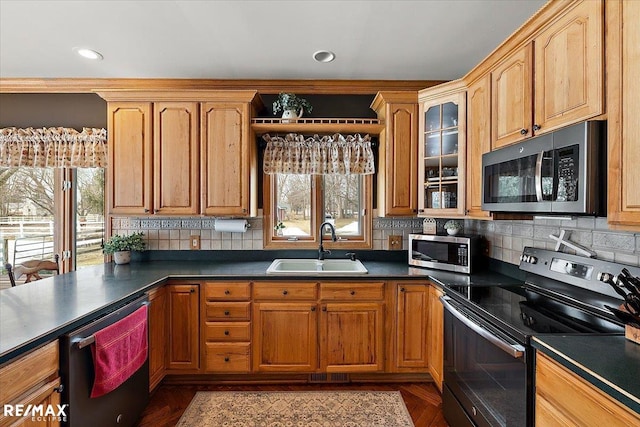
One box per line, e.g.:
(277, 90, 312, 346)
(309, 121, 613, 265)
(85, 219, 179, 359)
(224, 330, 230, 335)
(224, 357, 230, 362)
(350, 290, 356, 295)
(282, 290, 288, 295)
(54, 384, 64, 393)
(224, 290, 231, 295)
(224, 311, 230, 316)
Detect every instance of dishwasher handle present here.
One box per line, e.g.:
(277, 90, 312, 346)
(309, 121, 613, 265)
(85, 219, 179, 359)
(440, 295, 525, 359)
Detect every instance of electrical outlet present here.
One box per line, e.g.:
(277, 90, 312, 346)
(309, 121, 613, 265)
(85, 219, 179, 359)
(388, 235, 403, 250)
(190, 235, 200, 250)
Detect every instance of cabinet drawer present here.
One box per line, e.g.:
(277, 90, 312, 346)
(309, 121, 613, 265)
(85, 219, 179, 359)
(204, 282, 251, 301)
(205, 302, 251, 320)
(204, 322, 251, 342)
(253, 282, 318, 300)
(0, 341, 59, 405)
(205, 343, 251, 372)
(320, 282, 385, 300)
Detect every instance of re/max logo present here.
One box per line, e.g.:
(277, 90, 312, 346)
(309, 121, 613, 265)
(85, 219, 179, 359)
(3, 404, 68, 419)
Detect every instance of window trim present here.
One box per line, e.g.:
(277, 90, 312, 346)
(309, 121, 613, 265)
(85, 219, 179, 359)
(263, 173, 372, 250)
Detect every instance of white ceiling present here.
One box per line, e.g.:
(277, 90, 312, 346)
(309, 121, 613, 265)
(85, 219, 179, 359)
(0, 0, 547, 81)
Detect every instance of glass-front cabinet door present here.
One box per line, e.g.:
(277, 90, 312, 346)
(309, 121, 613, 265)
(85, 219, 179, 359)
(418, 86, 466, 216)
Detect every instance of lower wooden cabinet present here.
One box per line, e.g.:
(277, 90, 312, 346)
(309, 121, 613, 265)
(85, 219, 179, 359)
(0, 341, 61, 427)
(394, 283, 429, 370)
(147, 286, 167, 390)
(253, 302, 318, 372)
(166, 283, 200, 371)
(535, 351, 640, 426)
(427, 285, 444, 390)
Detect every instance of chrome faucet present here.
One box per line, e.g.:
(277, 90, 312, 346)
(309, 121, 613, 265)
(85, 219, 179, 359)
(318, 221, 337, 260)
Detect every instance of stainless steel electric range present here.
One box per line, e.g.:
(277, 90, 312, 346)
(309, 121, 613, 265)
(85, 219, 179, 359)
(439, 246, 640, 427)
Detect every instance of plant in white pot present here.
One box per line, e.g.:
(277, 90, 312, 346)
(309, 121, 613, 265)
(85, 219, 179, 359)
(443, 220, 463, 236)
(103, 232, 146, 265)
(272, 92, 313, 122)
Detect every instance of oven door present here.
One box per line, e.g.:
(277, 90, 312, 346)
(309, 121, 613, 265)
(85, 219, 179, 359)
(441, 296, 529, 427)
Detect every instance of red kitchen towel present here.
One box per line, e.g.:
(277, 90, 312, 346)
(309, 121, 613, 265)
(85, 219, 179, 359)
(90, 305, 148, 398)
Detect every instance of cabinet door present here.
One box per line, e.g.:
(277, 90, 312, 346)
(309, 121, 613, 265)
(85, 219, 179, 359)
(107, 102, 153, 215)
(253, 302, 318, 372)
(606, 0, 640, 228)
(166, 284, 199, 371)
(147, 286, 167, 391)
(380, 103, 418, 216)
(427, 286, 444, 391)
(535, 352, 640, 427)
(154, 102, 200, 215)
(466, 75, 493, 218)
(14, 377, 62, 427)
(418, 90, 466, 216)
(201, 102, 251, 216)
(395, 284, 429, 370)
(491, 43, 533, 148)
(534, 0, 603, 134)
(320, 302, 384, 372)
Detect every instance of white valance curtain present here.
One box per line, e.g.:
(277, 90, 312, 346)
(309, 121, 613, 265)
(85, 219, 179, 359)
(0, 127, 107, 168)
(262, 133, 375, 175)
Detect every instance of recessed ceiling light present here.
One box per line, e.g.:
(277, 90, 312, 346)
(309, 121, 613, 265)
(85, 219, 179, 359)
(73, 47, 103, 60)
(313, 50, 336, 63)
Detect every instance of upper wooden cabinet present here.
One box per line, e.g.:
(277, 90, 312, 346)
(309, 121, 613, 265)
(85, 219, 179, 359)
(418, 81, 466, 217)
(107, 102, 153, 215)
(606, 0, 640, 229)
(466, 74, 492, 219)
(98, 90, 261, 216)
(490, 0, 603, 149)
(371, 92, 418, 216)
(201, 102, 255, 216)
(154, 102, 200, 215)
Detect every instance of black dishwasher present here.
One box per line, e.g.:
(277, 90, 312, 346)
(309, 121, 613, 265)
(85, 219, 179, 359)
(59, 295, 149, 427)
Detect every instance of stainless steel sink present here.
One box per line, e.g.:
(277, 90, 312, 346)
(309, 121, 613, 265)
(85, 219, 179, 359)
(266, 258, 368, 275)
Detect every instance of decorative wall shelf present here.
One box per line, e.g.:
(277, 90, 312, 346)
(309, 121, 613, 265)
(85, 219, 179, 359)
(251, 117, 384, 135)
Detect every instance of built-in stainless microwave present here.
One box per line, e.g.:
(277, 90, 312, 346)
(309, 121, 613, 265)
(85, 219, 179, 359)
(409, 234, 479, 274)
(481, 121, 604, 214)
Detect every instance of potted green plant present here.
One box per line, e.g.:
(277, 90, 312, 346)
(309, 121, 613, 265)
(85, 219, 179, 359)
(103, 232, 146, 265)
(272, 92, 313, 122)
(274, 221, 286, 236)
(443, 220, 462, 236)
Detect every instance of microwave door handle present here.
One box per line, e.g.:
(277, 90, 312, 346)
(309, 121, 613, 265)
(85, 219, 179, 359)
(535, 150, 545, 202)
(440, 296, 525, 359)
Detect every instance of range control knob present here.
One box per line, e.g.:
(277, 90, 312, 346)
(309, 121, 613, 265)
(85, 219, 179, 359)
(520, 255, 529, 263)
(523, 316, 536, 327)
(528, 256, 538, 264)
(597, 272, 614, 283)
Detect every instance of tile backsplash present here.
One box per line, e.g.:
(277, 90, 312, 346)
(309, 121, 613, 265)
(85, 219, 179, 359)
(110, 213, 426, 251)
(112, 214, 639, 268)
(466, 217, 640, 267)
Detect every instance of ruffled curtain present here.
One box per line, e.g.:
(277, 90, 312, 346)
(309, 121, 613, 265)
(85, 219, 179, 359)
(263, 133, 375, 175)
(0, 127, 107, 168)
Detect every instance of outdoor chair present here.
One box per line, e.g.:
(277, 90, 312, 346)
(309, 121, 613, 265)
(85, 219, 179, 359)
(5, 254, 59, 287)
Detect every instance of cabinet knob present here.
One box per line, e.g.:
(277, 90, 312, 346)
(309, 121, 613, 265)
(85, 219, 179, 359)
(282, 290, 288, 295)
(350, 290, 356, 296)
(532, 124, 541, 131)
(224, 311, 230, 316)
(400, 287, 405, 292)
(224, 357, 230, 362)
(311, 306, 316, 312)
(54, 384, 64, 393)
(190, 288, 195, 293)
(520, 129, 529, 135)
(224, 290, 231, 295)
(322, 306, 327, 312)
(144, 209, 149, 213)
(224, 330, 230, 335)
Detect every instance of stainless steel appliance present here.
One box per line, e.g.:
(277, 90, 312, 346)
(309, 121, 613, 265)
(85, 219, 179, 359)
(409, 234, 479, 274)
(481, 121, 604, 214)
(60, 295, 149, 427)
(440, 247, 640, 427)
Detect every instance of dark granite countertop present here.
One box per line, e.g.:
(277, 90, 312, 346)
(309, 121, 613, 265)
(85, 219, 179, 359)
(532, 335, 640, 414)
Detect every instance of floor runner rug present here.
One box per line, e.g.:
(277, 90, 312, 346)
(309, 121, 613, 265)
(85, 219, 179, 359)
(176, 390, 415, 426)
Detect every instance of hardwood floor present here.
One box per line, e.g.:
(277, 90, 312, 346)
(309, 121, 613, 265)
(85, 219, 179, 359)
(136, 382, 448, 427)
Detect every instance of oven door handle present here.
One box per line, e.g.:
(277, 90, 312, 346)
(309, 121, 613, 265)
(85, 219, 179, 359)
(440, 296, 525, 359)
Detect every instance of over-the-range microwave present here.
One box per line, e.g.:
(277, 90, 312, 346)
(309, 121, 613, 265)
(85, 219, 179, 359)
(481, 121, 605, 215)
(409, 234, 479, 274)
